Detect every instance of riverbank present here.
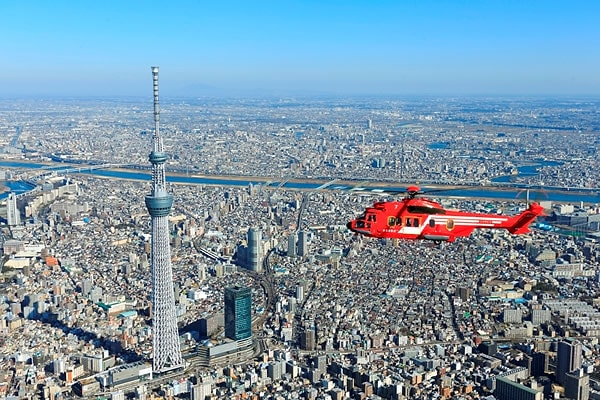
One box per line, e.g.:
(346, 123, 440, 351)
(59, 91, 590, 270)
(1, 160, 599, 204)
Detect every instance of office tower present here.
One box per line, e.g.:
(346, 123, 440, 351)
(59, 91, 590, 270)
(297, 230, 307, 257)
(287, 233, 297, 257)
(145, 66, 183, 372)
(556, 340, 582, 385)
(564, 369, 589, 400)
(224, 285, 252, 341)
(6, 192, 20, 226)
(247, 227, 262, 272)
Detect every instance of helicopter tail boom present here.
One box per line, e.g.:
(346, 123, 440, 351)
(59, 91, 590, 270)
(504, 203, 546, 234)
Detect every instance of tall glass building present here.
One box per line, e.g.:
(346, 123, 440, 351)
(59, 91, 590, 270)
(224, 286, 252, 341)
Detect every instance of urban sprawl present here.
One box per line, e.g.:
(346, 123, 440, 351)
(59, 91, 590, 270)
(0, 96, 600, 399)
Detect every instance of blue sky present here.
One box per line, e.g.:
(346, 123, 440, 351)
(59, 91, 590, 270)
(1, 0, 599, 97)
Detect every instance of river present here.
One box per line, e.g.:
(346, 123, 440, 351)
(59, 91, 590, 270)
(1, 161, 598, 204)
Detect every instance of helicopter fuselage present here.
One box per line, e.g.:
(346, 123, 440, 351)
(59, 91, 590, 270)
(347, 196, 544, 242)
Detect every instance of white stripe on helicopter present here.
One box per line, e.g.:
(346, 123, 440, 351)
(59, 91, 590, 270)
(390, 215, 509, 235)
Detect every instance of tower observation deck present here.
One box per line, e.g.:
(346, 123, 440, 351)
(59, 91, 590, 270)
(145, 66, 183, 373)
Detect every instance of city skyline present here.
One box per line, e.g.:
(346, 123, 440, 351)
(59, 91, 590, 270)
(1, 0, 600, 97)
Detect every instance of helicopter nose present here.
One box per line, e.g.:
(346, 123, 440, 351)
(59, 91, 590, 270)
(346, 222, 353, 230)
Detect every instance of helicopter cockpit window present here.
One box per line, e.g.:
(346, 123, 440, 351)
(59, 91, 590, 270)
(388, 216, 396, 226)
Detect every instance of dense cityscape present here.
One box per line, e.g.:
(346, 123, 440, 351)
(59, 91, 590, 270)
(0, 93, 600, 400)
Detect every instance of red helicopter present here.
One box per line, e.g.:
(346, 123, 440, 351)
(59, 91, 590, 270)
(346, 185, 545, 242)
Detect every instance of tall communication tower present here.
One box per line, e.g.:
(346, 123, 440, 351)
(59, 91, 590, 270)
(145, 66, 183, 373)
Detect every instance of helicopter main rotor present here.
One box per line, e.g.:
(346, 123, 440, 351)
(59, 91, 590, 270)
(405, 185, 424, 199)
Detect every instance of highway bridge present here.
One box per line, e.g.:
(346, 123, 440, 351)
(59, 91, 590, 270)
(22, 163, 128, 182)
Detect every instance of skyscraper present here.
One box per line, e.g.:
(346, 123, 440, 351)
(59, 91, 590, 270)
(6, 192, 20, 226)
(556, 339, 582, 385)
(145, 66, 183, 373)
(295, 285, 304, 302)
(297, 230, 308, 257)
(247, 227, 262, 272)
(287, 233, 297, 257)
(224, 285, 252, 341)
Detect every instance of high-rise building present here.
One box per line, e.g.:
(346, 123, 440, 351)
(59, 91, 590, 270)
(556, 339, 582, 385)
(531, 308, 551, 325)
(224, 285, 252, 341)
(456, 286, 470, 302)
(295, 285, 304, 302)
(145, 67, 183, 372)
(503, 309, 523, 324)
(564, 369, 589, 400)
(267, 361, 284, 380)
(191, 382, 212, 400)
(301, 326, 316, 350)
(287, 233, 297, 257)
(6, 192, 20, 226)
(198, 314, 224, 338)
(530, 352, 547, 377)
(81, 279, 93, 296)
(198, 264, 206, 281)
(297, 230, 308, 257)
(247, 228, 262, 272)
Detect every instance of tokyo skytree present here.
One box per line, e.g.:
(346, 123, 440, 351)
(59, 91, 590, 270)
(145, 66, 183, 372)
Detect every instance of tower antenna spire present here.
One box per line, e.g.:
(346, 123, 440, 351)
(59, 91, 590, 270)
(145, 66, 183, 373)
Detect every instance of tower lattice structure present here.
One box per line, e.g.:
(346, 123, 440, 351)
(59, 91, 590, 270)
(145, 66, 183, 372)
